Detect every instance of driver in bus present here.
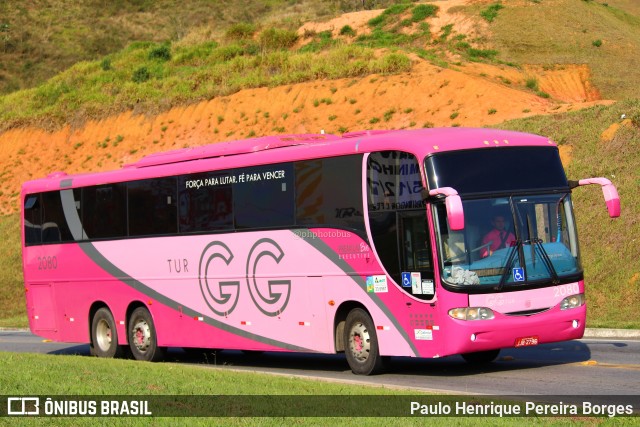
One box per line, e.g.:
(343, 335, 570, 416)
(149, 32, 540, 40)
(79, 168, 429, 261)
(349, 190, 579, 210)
(480, 214, 515, 258)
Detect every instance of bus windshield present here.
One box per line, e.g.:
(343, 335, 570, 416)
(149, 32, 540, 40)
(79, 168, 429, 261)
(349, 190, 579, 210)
(433, 193, 582, 291)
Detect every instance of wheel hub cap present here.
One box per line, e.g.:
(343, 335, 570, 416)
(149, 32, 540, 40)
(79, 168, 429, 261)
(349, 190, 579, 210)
(132, 320, 151, 352)
(348, 321, 370, 362)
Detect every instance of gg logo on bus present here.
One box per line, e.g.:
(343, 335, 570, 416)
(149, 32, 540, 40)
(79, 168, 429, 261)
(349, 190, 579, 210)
(198, 241, 240, 317)
(198, 238, 292, 317)
(246, 238, 291, 317)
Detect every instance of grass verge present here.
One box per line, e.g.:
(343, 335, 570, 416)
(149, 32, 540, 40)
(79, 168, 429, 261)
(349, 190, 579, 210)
(0, 352, 625, 425)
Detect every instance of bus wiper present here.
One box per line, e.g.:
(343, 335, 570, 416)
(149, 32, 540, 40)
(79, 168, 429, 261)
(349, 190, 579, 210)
(533, 238, 560, 284)
(496, 239, 522, 291)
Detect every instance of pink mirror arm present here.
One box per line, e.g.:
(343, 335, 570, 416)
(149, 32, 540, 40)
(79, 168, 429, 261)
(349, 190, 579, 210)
(429, 187, 465, 230)
(578, 178, 621, 218)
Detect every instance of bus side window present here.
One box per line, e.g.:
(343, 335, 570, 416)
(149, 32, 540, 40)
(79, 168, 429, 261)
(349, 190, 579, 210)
(82, 184, 127, 239)
(41, 191, 74, 243)
(24, 194, 42, 246)
(234, 163, 294, 229)
(128, 178, 178, 237)
(295, 156, 364, 232)
(178, 172, 233, 233)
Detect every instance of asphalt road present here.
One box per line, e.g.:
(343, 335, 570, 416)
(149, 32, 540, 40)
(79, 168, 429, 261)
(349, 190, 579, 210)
(1, 330, 639, 404)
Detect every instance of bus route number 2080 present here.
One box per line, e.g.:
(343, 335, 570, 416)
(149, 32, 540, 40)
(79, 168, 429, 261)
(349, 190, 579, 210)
(554, 283, 579, 298)
(37, 256, 58, 270)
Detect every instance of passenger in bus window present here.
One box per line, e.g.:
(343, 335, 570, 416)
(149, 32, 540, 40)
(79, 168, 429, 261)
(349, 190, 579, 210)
(480, 215, 515, 258)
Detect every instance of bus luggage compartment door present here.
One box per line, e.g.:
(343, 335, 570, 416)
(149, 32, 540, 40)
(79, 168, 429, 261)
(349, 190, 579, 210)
(27, 283, 58, 333)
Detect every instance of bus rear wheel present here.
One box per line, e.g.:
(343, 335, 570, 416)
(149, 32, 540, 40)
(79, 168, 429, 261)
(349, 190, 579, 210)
(344, 308, 386, 375)
(128, 307, 165, 362)
(461, 349, 500, 365)
(90, 307, 123, 358)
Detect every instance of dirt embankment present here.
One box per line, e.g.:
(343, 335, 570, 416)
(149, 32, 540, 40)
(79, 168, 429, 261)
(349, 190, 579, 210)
(0, 3, 612, 215)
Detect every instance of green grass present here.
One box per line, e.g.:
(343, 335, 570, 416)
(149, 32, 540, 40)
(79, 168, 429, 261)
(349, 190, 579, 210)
(0, 0, 414, 97)
(0, 213, 25, 327)
(1, 1, 523, 132)
(0, 42, 411, 132)
(480, 3, 505, 23)
(0, 352, 629, 425)
(486, 0, 640, 99)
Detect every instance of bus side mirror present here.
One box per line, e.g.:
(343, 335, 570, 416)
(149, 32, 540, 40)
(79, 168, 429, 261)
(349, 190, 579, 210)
(575, 178, 621, 218)
(429, 187, 464, 230)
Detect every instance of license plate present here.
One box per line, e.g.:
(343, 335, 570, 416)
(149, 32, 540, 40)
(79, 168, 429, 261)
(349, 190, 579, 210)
(515, 336, 539, 347)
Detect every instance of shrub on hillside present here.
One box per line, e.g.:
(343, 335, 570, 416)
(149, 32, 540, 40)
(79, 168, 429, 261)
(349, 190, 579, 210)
(226, 23, 256, 40)
(339, 25, 356, 37)
(149, 44, 171, 61)
(100, 58, 112, 71)
(480, 2, 504, 22)
(132, 67, 150, 83)
(411, 4, 438, 22)
(376, 52, 411, 74)
(259, 28, 299, 51)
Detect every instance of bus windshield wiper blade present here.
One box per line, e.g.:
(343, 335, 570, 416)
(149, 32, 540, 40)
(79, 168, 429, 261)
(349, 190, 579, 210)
(533, 238, 560, 284)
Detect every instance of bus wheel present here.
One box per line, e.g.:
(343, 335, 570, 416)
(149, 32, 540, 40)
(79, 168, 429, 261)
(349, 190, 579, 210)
(128, 307, 165, 362)
(344, 308, 386, 375)
(90, 307, 123, 358)
(461, 349, 500, 365)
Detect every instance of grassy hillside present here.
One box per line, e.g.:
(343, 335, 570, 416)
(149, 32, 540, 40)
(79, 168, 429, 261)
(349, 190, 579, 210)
(2, 0, 459, 132)
(0, 41, 413, 132)
(0, 213, 24, 327)
(482, 0, 640, 99)
(0, 0, 404, 96)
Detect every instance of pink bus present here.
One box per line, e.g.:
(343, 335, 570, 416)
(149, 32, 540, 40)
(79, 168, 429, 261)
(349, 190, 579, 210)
(21, 128, 620, 375)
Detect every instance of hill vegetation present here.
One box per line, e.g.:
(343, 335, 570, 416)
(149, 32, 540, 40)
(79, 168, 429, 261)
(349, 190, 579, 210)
(0, 0, 407, 95)
(484, 0, 640, 99)
(0, 0, 639, 329)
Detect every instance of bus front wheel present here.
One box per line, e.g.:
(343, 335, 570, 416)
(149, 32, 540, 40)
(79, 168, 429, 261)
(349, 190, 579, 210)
(344, 308, 386, 375)
(128, 307, 165, 362)
(90, 307, 123, 358)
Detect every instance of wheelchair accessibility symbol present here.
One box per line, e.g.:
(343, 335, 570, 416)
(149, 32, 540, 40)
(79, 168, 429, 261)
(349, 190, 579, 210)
(401, 272, 412, 287)
(513, 267, 525, 282)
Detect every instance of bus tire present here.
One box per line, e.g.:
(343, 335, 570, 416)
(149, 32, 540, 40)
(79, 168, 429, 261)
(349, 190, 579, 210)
(128, 307, 165, 362)
(344, 308, 386, 375)
(90, 307, 123, 358)
(461, 349, 500, 364)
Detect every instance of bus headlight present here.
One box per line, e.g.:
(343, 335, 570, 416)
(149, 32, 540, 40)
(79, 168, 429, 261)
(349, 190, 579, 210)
(448, 307, 495, 321)
(560, 293, 585, 310)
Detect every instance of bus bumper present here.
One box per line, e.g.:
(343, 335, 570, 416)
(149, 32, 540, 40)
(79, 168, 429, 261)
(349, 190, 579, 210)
(441, 304, 586, 357)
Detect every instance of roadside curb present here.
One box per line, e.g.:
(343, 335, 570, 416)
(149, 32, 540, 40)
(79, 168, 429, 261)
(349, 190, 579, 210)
(583, 328, 640, 339)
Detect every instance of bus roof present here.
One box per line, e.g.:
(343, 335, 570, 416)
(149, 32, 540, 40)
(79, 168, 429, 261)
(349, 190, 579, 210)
(22, 127, 555, 193)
